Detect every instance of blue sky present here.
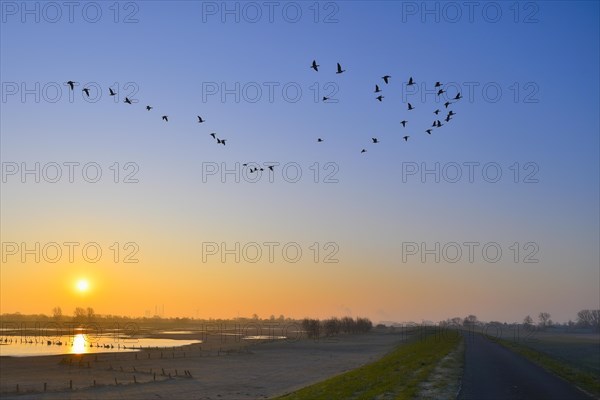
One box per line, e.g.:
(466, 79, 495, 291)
(1, 1, 598, 323)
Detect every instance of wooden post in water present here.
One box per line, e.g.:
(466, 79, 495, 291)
(69, 380, 73, 390)
(44, 382, 47, 392)
(153, 373, 156, 381)
(16, 384, 19, 393)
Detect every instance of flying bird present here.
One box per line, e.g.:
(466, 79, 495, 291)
(323, 96, 330, 102)
(317, 138, 323, 142)
(372, 138, 379, 143)
(146, 105, 152, 111)
(435, 81, 443, 87)
(376, 95, 384, 102)
(444, 101, 452, 108)
(407, 103, 414, 110)
(336, 63, 345, 74)
(217, 138, 226, 145)
(210, 133, 216, 139)
(448, 110, 456, 116)
(407, 77, 415, 86)
(311, 60, 319, 72)
(267, 165, 274, 171)
(454, 92, 462, 100)
(162, 115, 168, 122)
(375, 84, 381, 93)
(400, 120, 407, 127)
(82, 88, 90, 97)
(109, 88, 117, 96)
(426, 129, 432, 135)
(437, 89, 445, 96)
(197, 116, 205, 123)
(124, 97, 132, 104)
(436, 120, 443, 127)
(445, 115, 452, 122)
(361, 149, 367, 153)
(434, 109, 440, 115)
(66, 81, 75, 90)
(403, 136, 410, 141)
(382, 75, 391, 84)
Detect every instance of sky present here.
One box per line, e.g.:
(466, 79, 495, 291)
(1, 1, 599, 324)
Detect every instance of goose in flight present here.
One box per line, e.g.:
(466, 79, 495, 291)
(382, 75, 391, 84)
(426, 129, 432, 135)
(437, 89, 445, 96)
(407, 103, 414, 110)
(361, 149, 367, 153)
(372, 138, 379, 143)
(210, 133, 216, 139)
(407, 77, 415, 86)
(336, 63, 345, 74)
(197, 116, 205, 123)
(435, 81, 443, 87)
(376, 95, 384, 102)
(217, 138, 226, 145)
(375, 84, 381, 93)
(444, 101, 452, 108)
(162, 115, 168, 122)
(454, 92, 462, 100)
(317, 138, 323, 142)
(66, 81, 75, 90)
(403, 136, 410, 142)
(146, 105, 152, 111)
(311, 60, 319, 72)
(109, 88, 117, 96)
(82, 88, 90, 97)
(124, 97, 132, 104)
(400, 120, 407, 127)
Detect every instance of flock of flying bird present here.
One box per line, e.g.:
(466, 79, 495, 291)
(310, 60, 463, 153)
(65, 60, 462, 160)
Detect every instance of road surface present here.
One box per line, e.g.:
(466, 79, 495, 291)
(458, 333, 594, 400)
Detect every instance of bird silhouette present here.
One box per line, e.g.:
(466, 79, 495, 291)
(434, 109, 440, 115)
(267, 165, 274, 171)
(408, 103, 414, 110)
(361, 149, 367, 153)
(317, 138, 323, 142)
(217, 138, 226, 145)
(407, 77, 415, 86)
(336, 63, 345, 74)
(146, 105, 152, 111)
(437, 89, 445, 96)
(400, 120, 407, 127)
(210, 133, 216, 139)
(454, 92, 462, 100)
(372, 138, 379, 143)
(162, 115, 168, 122)
(382, 75, 391, 84)
(444, 101, 452, 108)
(426, 129, 432, 135)
(375, 84, 381, 93)
(435, 81, 443, 87)
(436, 120, 443, 127)
(403, 136, 410, 141)
(448, 110, 456, 116)
(109, 88, 117, 96)
(82, 88, 90, 97)
(311, 60, 319, 72)
(66, 81, 75, 90)
(197, 116, 205, 123)
(124, 97, 132, 104)
(445, 115, 452, 122)
(323, 96, 330, 102)
(376, 95, 384, 102)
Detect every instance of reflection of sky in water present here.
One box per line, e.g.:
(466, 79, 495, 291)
(0, 335, 201, 357)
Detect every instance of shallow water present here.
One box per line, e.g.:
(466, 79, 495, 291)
(0, 334, 201, 357)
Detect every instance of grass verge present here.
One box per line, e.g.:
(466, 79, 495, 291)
(274, 330, 462, 400)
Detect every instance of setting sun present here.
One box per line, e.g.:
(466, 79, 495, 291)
(75, 279, 89, 293)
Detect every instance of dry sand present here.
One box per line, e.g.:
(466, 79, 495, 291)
(1, 331, 402, 400)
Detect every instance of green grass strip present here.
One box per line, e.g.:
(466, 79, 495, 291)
(275, 331, 462, 400)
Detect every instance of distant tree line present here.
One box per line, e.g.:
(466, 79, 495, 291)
(302, 316, 373, 338)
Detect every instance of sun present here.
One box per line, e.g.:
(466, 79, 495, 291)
(76, 279, 90, 293)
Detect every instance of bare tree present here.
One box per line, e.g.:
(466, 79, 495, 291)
(577, 309, 600, 330)
(538, 312, 552, 329)
(52, 306, 62, 321)
(463, 315, 478, 327)
(523, 315, 533, 326)
(73, 307, 86, 321)
(86, 307, 95, 320)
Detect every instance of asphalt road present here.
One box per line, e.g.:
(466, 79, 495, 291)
(458, 333, 595, 400)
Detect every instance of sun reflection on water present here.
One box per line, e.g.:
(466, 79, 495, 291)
(70, 334, 87, 354)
